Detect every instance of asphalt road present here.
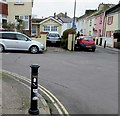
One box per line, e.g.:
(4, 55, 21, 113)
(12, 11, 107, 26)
(1, 47, 118, 114)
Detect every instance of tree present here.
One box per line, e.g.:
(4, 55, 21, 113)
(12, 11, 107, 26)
(16, 19, 24, 32)
(2, 22, 15, 31)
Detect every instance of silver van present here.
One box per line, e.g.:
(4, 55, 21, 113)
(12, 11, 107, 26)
(0, 32, 44, 54)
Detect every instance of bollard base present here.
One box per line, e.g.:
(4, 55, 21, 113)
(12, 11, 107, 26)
(28, 108, 39, 115)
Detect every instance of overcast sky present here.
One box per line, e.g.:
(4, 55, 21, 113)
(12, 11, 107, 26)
(32, 0, 119, 18)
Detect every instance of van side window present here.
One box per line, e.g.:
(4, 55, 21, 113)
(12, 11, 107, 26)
(2, 33, 17, 40)
(16, 34, 28, 41)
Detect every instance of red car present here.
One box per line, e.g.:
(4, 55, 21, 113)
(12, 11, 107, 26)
(75, 36, 96, 52)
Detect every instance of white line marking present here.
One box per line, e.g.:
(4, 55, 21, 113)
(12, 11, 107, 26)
(38, 84, 70, 115)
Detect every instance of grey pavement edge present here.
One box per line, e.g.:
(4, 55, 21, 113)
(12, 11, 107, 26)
(0, 71, 51, 115)
(96, 45, 120, 52)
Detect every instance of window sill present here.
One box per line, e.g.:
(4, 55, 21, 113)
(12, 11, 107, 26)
(14, 3, 24, 5)
(23, 29, 29, 30)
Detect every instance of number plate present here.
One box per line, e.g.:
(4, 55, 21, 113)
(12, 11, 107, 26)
(86, 46, 91, 48)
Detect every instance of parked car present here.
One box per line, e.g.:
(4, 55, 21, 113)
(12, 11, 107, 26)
(75, 36, 96, 52)
(46, 32, 61, 46)
(0, 31, 44, 54)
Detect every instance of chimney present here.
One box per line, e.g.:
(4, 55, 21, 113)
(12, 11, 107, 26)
(65, 12, 67, 18)
(98, 3, 104, 11)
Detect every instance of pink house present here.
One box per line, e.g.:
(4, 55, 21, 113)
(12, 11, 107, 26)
(95, 12, 105, 37)
(95, 3, 114, 37)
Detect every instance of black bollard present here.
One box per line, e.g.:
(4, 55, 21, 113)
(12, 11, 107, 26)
(104, 40, 106, 48)
(29, 64, 40, 115)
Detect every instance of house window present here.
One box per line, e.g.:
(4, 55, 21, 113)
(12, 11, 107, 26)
(51, 26, 57, 31)
(44, 26, 58, 32)
(99, 15, 102, 24)
(108, 16, 113, 25)
(99, 29, 101, 37)
(14, 15, 29, 30)
(89, 19, 92, 26)
(106, 31, 111, 37)
(15, 16, 19, 20)
(15, 0, 24, 5)
(89, 31, 91, 36)
(2, 19, 7, 28)
(44, 26, 50, 31)
(15, 0, 23, 3)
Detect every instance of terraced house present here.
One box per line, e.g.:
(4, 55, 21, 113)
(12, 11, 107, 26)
(76, 3, 120, 48)
(6, 0, 33, 36)
(0, 0, 8, 29)
(105, 3, 120, 38)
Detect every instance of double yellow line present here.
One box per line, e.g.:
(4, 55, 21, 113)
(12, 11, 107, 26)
(2, 70, 70, 116)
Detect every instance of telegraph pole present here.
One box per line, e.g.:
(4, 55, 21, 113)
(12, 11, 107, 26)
(72, 0, 76, 28)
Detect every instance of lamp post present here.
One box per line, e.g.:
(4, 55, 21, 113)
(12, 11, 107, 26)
(71, 0, 76, 51)
(72, 0, 76, 28)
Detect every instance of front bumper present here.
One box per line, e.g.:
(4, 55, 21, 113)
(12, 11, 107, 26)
(39, 46, 45, 52)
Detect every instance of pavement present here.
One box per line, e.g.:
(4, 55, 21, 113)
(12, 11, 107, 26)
(96, 45, 120, 52)
(0, 71, 51, 115)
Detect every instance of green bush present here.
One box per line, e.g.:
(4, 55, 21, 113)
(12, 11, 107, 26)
(62, 28, 76, 40)
(60, 39, 68, 49)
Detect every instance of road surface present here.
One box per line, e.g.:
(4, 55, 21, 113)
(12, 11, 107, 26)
(2, 47, 118, 114)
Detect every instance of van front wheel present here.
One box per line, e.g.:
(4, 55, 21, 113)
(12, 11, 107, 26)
(30, 46, 39, 54)
(0, 45, 4, 52)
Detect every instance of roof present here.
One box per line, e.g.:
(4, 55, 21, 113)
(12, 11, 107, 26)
(32, 18, 46, 24)
(78, 10, 97, 19)
(105, 3, 120, 15)
(98, 3, 115, 11)
(78, 3, 115, 19)
(32, 17, 62, 25)
(39, 17, 62, 25)
(59, 17, 73, 23)
(56, 12, 70, 18)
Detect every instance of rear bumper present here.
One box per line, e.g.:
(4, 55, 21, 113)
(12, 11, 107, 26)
(47, 39, 60, 43)
(76, 43, 96, 49)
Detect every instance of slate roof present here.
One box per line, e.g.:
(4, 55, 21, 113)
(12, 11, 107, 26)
(59, 17, 73, 23)
(105, 3, 120, 15)
(78, 3, 115, 19)
(32, 18, 46, 24)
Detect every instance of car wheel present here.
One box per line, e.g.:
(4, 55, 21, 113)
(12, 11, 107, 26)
(30, 46, 39, 54)
(92, 49, 95, 52)
(0, 45, 4, 52)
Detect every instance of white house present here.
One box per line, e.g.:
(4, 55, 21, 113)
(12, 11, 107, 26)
(86, 15, 97, 37)
(76, 10, 97, 36)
